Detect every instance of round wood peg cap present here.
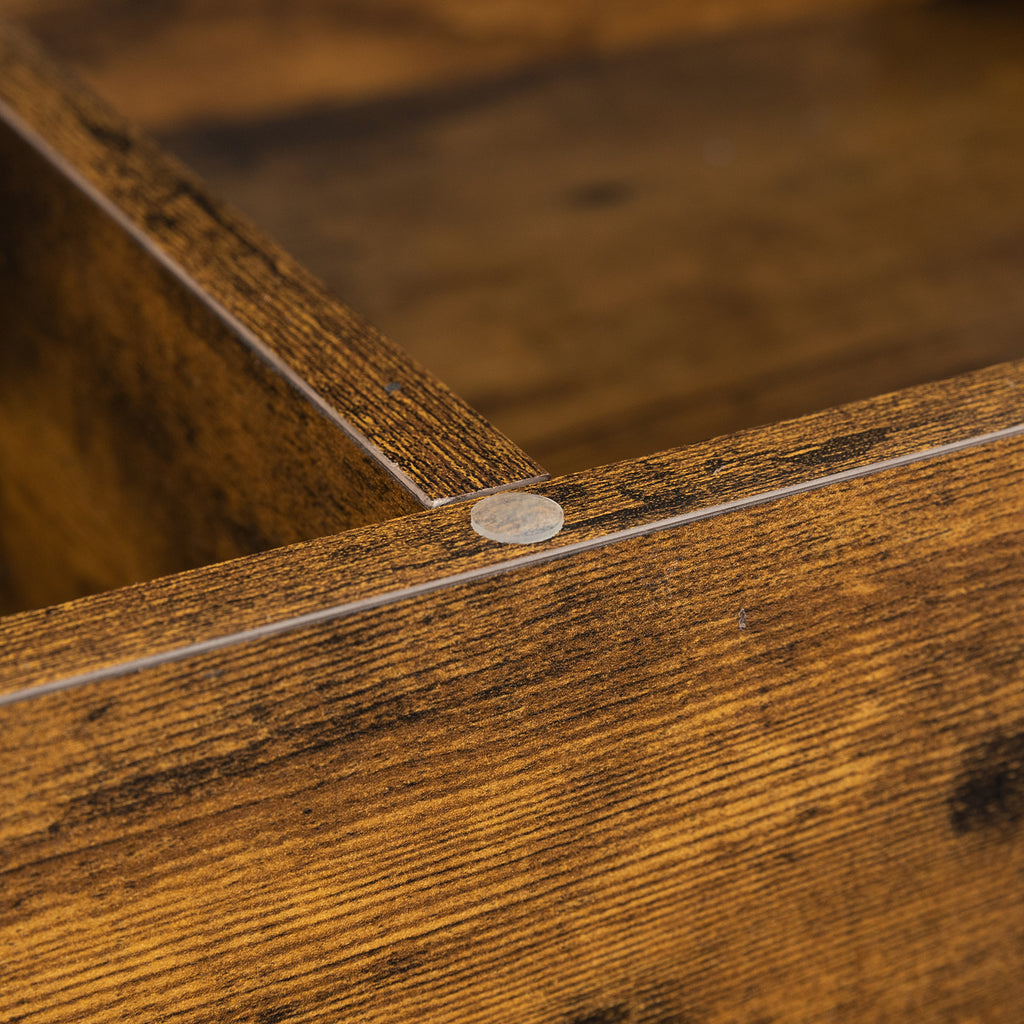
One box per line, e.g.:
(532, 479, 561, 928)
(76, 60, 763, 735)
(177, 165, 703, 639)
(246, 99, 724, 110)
(470, 491, 565, 544)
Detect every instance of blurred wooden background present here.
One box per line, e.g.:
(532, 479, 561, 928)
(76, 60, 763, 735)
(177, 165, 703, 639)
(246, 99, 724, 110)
(8, 0, 1024, 474)
(6, 0, 926, 125)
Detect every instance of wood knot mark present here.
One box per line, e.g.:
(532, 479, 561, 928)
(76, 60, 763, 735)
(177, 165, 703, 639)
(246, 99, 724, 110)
(85, 701, 112, 723)
(949, 732, 1024, 837)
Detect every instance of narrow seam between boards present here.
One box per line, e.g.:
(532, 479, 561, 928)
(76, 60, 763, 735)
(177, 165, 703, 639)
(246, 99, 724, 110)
(2, 422, 1023, 708)
(0, 94, 441, 508)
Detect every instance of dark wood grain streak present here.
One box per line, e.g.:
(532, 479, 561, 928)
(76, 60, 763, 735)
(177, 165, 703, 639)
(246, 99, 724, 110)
(2, 434, 1023, 1022)
(0, 24, 544, 511)
(1, 358, 1020, 696)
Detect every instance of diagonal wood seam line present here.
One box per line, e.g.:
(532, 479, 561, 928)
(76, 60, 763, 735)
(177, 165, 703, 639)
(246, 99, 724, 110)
(0, 95, 545, 510)
(3, 422, 1023, 708)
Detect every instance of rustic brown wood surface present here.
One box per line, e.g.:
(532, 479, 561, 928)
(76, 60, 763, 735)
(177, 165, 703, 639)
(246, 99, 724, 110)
(0, 114, 423, 616)
(0, 26, 544, 525)
(2, 427, 1023, 1023)
(2, 8, 1023, 1020)
(8, 0, 923, 128)
(149, 2, 1024, 475)
(1, 357, 1022, 699)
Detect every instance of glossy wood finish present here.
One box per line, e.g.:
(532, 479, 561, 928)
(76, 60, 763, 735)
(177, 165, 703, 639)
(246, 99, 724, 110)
(2, 357, 1022, 699)
(154, 2, 1024, 474)
(0, 27, 543, 614)
(3, 416, 1023, 1022)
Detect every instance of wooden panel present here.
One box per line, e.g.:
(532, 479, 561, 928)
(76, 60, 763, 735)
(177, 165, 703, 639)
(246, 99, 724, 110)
(8, 0, 922, 128)
(0, 26, 544, 510)
(155, 2, 1024, 475)
(2, 429, 1023, 1022)
(2, 357, 1021, 697)
(0, 27, 544, 613)
(0, 117, 422, 615)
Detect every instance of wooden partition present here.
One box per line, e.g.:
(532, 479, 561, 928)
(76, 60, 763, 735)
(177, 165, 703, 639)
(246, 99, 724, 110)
(0, 28, 542, 613)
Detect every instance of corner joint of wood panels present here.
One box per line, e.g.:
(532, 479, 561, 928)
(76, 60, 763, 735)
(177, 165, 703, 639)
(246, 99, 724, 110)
(2, 13, 1024, 1024)
(0, 25, 546, 615)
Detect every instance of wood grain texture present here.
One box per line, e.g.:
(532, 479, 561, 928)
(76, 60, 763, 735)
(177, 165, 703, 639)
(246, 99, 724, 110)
(8, 0, 922, 128)
(2, 430, 1023, 1022)
(157, 2, 1024, 475)
(0, 25, 544, 528)
(0, 114, 427, 615)
(2, 357, 1021, 697)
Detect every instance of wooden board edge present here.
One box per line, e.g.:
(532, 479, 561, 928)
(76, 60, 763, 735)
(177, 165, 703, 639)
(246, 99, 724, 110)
(2, 357, 1021, 696)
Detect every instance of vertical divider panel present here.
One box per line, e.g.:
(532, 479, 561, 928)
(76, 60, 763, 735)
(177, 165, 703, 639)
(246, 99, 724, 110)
(0, 26, 546, 613)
